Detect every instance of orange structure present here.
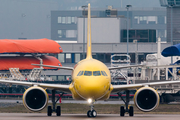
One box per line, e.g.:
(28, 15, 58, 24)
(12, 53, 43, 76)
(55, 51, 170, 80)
(0, 55, 61, 70)
(0, 39, 63, 54)
(0, 39, 63, 70)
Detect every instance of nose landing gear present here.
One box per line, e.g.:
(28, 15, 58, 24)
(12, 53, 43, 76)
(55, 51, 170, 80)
(87, 102, 97, 117)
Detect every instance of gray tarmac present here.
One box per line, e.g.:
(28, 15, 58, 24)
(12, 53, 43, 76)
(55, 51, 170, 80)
(0, 113, 180, 120)
(0, 99, 134, 104)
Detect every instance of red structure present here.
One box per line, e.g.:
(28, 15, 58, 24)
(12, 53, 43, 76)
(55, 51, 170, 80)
(0, 38, 63, 54)
(0, 39, 63, 70)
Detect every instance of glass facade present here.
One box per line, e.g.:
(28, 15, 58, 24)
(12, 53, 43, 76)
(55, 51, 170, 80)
(160, 0, 180, 6)
(57, 52, 150, 64)
(122, 29, 156, 42)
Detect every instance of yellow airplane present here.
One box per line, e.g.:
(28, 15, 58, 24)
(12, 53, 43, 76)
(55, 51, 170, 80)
(1, 3, 180, 118)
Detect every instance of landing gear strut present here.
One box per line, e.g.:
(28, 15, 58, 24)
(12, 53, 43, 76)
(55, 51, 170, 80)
(47, 90, 64, 116)
(118, 90, 134, 117)
(87, 102, 97, 117)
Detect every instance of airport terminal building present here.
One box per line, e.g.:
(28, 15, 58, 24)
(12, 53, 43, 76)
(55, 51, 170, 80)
(47, 7, 171, 80)
(51, 7, 168, 63)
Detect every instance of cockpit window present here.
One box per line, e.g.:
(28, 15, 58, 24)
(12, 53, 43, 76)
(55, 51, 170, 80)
(93, 71, 101, 76)
(77, 71, 84, 76)
(84, 71, 92, 76)
(77, 71, 82, 76)
(101, 71, 107, 76)
(79, 71, 84, 76)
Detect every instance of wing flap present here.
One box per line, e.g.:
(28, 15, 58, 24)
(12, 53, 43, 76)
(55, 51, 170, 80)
(32, 64, 74, 70)
(109, 65, 143, 70)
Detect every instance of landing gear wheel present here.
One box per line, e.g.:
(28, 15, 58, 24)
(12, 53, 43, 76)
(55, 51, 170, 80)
(47, 106, 52, 116)
(129, 106, 134, 116)
(120, 106, 125, 116)
(87, 110, 91, 117)
(56, 106, 61, 116)
(91, 110, 97, 117)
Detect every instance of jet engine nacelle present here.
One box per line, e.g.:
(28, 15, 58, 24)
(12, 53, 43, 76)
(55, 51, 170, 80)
(134, 87, 160, 112)
(23, 86, 49, 112)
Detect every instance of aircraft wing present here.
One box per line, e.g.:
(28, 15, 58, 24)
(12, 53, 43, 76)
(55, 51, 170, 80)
(109, 64, 180, 70)
(0, 80, 71, 93)
(32, 64, 74, 70)
(146, 64, 180, 68)
(108, 65, 143, 70)
(112, 80, 180, 93)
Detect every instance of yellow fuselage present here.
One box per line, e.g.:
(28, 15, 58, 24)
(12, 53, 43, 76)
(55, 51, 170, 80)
(69, 58, 113, 101)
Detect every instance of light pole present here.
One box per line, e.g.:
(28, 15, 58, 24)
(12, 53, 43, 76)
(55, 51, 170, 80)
(133, 39, 138, 83)
(133, 40, 138, 65)
(170, 4, 174, 64)
(82, 5, 88, 59)
(126, 5, 132, 60)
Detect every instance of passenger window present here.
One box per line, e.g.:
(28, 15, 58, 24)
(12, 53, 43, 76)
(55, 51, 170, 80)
(93, 71, 101, 76)
(84, 71, 92, 76)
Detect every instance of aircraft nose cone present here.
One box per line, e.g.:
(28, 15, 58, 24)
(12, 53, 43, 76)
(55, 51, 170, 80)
(75, 77, 109, 99)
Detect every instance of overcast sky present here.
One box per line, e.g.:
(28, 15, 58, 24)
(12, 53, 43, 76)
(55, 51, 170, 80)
(57, 0, 161, 10)
(0, 0, 161, 10)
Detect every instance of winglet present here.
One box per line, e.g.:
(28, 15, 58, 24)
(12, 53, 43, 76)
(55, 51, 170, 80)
(86, 3, 92, 59)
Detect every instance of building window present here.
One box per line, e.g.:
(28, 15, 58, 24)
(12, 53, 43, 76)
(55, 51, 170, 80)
(71, 17, 77, 24)
(134, 16, 157, 24)
(58, 53, 64, 63)
(139, 16, 147, 24)
(67, 17, 71, 24)
(147, 16, 157, 24)
(75, 53, 80, 63)
(62, 17, 66, 24)
(165, 30, 167, 38)
(105, 53, 111, 63)
(164, 16, 166, 24)
(58, 30, 66, 38)
(72, 17, 75, 23)
(66, 54, 71, 63)
(58, 17, 61, 23)
(134, 16, 139, 24)
(58, 30, 62, 38)
(97, 53, 104, 62)
(66, 30, 77, 38)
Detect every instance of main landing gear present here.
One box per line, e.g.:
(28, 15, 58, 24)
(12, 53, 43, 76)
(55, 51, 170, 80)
(87, 102, 97, 117)
(47, 90, 64, 116)
(118, 90, 134, 117)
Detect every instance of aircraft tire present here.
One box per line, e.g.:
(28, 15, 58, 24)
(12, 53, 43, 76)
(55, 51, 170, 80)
(87, 110, 91, 117)
(91, 110, 97, 117)
(56, 106, 61, 116)
(120, 106, 125, 116)
(47, 106, 52, 116)
(129, 106, 134, 116)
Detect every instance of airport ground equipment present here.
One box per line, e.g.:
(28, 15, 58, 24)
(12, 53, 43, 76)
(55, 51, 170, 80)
(110, 54, 130, 83)
(9, 68, 25, 80)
